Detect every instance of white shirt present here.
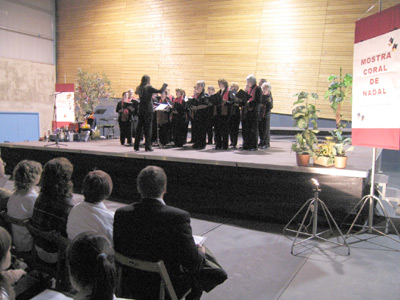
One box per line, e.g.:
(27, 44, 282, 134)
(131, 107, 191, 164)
(7, 189, 38, 252)
(67, 201, 114, 243)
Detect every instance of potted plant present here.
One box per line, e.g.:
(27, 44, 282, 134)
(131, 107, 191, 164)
(324, 68, 354, 168)
(325, 67, 353, 128)
(313, 136, 335, 167)
(75, 68, 114, 122)
(291, 92, 319, 166)
(331, 127, 354, 168)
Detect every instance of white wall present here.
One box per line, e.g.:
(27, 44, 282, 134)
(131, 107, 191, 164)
(0, 0, 55, 137)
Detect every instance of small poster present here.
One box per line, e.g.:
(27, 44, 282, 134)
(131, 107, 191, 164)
(56, 92, 75, 122)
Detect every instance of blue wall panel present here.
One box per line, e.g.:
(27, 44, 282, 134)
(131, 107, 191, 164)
(0, 112, 40, 142)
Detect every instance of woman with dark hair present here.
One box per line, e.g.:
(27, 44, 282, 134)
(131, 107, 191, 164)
(31, 157, 74, 264)
(0, 226, 26, 300)
(67, 233, 117, 300)
(116, 92, 134, 146)
(190, 80, 209, 149)
(67, 170, 114, 243)
(134, 75, 168, 152)
(241, 74, 261, 151)
(7, 160, 42, 252)
(214, 79, 231, 150)
(171, 89, 188, 147)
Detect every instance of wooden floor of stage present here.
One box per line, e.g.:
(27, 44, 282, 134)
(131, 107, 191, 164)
(0, 135, 372, 178)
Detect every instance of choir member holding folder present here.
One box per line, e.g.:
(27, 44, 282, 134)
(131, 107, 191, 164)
(157, 91, 172, 146)
(241, 74, 261, 151)
(259, 82, 273, 149)
(228, 83, 241, 149)
(190, 81, 209, 149)
(213, 79, 231, 150)
(172, 89, 188, 147)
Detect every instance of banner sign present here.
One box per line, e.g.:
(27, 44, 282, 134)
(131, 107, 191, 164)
(56, 92, 75, 122)
(352, 5, 400, 150)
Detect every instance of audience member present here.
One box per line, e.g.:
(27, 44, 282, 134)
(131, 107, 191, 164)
(67, 170, 114, 243)
(113, 166, 227, 300)
(67, 233, 118, 300)
(31, 157, 74, 264)
(7, 160, 42, 252)
(0, 158, 11, 212)
(0, 226, 26, 300)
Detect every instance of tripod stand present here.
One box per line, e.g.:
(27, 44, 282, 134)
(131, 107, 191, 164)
(284, 178, 350, 255)
(45, 93, 67, 148)
(345, 148, 400, 243)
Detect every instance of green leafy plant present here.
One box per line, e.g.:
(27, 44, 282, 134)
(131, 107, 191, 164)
(315, 136, 336, 164)
(75, 68, 113, 121)
(325, 67, 353, 127)
(291, 92, 319, 155)
(330, 127, 354, 157)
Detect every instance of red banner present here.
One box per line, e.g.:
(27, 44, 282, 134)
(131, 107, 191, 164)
(352, 4, 400, 150)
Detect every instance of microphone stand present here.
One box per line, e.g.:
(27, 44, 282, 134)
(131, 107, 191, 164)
(45, 93, 67, 148)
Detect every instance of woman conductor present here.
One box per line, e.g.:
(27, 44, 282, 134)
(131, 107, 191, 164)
(134, 75, 167, 152)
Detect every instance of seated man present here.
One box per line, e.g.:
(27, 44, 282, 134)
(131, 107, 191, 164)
(113, 166, 227, 300)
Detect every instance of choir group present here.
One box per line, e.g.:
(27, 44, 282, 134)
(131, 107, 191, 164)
(116, 74, 273, 152)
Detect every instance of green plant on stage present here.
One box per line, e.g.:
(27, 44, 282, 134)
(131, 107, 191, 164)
(291, 91, 319, 155)
(325, 67, 353, 128)
(75, 68, 113, 121)
(330, 127, 354, 157)
(314, 136, 336, 164)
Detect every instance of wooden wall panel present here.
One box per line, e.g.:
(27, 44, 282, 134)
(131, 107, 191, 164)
(56, 0, 399, 121)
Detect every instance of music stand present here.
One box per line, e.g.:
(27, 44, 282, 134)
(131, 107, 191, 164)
(45, 93, 67, 148)
(345, 148, 400, 243)
(155, 103, 170, 149)
(283, 178, 350, 255)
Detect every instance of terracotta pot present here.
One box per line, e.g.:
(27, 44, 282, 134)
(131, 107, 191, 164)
(296, 153, 310, 166)
(313, 156, 334, 167)
(334, 156, 348, 169)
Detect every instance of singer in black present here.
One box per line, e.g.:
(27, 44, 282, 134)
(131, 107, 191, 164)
(171, 89, 188, 147)
(214, 79, 231, 150)
(116, 91, 134, 146)
(190, 81, 209, 150)
(241, 74, 261, 151)
(259, 82, 273, 149)
(134, 75, 167, 152)
(228, 83, 241, 149)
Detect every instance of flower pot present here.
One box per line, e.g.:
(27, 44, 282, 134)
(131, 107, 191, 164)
(334, 156, 348, 169)
(296, 153, 310, 166)
(313, 156, 334, 167)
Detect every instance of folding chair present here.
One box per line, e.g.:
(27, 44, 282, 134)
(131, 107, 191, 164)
(25, 220, 70, 291)
(115, 252, 191, 300)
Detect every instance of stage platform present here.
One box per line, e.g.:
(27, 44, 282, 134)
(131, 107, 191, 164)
(0, 136, 373, 224)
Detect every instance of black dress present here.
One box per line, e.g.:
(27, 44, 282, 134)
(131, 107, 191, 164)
(258, 93, 273, 148)
(116, 101, 134, 145)
(171, 97, 188, 147)
(242, 84, 261, 150)
(228, 92, 241, 148)
(190, 91, 209, 149)
(214, 89, 231, 150)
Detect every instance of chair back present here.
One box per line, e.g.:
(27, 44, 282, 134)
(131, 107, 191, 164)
(0, 210, 29, 227)
(114, 252, 190, 300)
(25, 220, 70, 290)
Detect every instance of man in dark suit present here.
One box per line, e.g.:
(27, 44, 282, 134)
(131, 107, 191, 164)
(113, 166, 227, 300)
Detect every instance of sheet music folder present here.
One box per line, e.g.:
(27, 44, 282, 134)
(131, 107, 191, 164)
(94, 109, 107, 114)
(235, 89, 252, 101)
(208, 93, 222, 105)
